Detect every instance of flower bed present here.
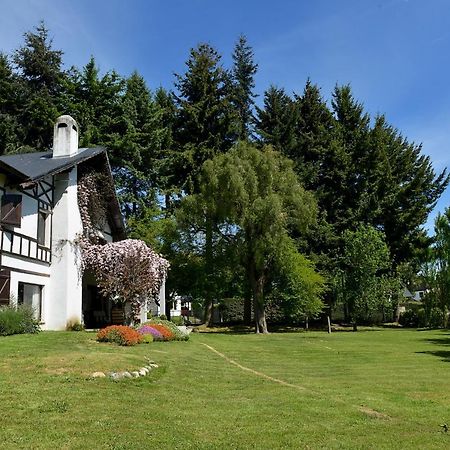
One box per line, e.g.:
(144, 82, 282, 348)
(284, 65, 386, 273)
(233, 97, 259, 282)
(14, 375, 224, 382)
(97, 325, 142, 346)
(139, 319, 189, 341)
(137, 325, 164, 341)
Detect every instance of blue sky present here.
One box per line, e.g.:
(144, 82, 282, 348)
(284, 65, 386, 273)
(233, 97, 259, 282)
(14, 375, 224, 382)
(1, 0, 450, 231)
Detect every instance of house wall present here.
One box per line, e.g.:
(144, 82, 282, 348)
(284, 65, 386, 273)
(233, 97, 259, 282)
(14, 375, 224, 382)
(48, 167, 84, 329)
(0, 173, 54, 327)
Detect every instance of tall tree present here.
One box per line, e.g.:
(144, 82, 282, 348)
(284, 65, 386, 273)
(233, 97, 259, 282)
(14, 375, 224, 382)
(0, 54, 22, 154)
(173, 43, 234, 193)
(180, 142, 318, 332)
(340, 224, 394, 330)
(13, 21, 65, 149)
(231, 34, 258, 140)
(67, 57, 124, 148)
(255, 85, 297, 152)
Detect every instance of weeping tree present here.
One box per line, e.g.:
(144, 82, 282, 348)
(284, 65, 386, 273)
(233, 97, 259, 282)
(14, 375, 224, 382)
(180, 142, 319, 333)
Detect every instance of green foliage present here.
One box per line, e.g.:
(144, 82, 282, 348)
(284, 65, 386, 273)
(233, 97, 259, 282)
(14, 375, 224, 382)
(0, 305, 40, 336)
(173, 43, 235, 193)
(256, 85, 297, 152)
(65, 318, 85, 332)
(231, 34, 258, 140)
(141, 333, 154, 343)
(340, 224, 397, 327)
(179, 141, 319, 332)
(170, 315, 184, 326)
(272, 239, 325, 321)
(12, 21, 66, 149)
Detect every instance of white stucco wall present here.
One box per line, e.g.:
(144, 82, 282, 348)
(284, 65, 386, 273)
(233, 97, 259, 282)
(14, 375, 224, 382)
(9, 270, 50, 326)
(48, 167, 84, 329)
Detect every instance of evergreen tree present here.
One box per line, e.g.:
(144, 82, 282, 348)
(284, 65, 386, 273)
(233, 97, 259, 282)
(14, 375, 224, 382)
(173, 43, 234, 193)
(231, 34, 258, 140)
(13, 21, 65, 149)
(0, 54, 22, 154)
(255, 85, 297, 152)
(67, 57, 124, 148)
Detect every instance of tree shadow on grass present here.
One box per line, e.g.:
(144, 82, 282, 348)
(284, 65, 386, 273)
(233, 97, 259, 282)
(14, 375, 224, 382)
(417, 331, 450, 362)
(416, 350, 450, 362)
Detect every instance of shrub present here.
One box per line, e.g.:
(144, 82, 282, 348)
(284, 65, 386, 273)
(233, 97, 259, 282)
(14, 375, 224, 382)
(137, 325, 164, 341)
(140, 333, 154, 343)
(170, 315, 184, 326)
(66, 318, 85, 331)
(97, 325, 142, 346)
(159, 314, 167, 320)
(147, 323, 175, 341)
(0, 305, 40, 336)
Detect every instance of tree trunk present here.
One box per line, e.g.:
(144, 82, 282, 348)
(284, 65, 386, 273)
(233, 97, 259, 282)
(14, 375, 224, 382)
(353, 322, 358, 332)
(250, 266, 268, 334)
(243, 296, 252, 324)
(204, 217, 214, 327)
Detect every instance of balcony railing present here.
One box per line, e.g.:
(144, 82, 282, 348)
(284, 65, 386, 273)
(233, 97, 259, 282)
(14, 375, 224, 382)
(0, 229, 51, 264)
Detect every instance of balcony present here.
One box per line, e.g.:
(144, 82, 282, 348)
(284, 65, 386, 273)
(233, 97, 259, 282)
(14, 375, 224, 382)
(0, 229, 51, 264)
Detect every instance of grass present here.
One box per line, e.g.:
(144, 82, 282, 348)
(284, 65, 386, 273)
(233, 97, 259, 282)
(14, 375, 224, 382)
(0, 329, 450, 449)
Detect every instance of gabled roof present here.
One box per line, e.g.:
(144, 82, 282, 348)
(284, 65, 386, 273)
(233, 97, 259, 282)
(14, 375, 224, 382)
(0, 147, 105, 184)
(0, 147, 126, 241)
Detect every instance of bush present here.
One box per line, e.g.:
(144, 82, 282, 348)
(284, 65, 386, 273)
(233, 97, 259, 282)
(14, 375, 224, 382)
(66, 318, 85, 331)
(399, 308, 420, 327)
(159, 314, 167, 320)
(147, 318, 189, 341)
(137, 325, 164, 341)
(399, 306, 444, 328)
(427, 307, 444, 328)
(146, 323, 175, 341)
(140, 333, 154, 343)
(97, 325, 142, 346)
(170, 315, 184, 326)
(0, 305, 40, 336)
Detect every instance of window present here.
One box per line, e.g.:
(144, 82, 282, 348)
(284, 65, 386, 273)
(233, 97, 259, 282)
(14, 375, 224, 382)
(37, 209, 51, 246)
(0, 269, 10, 306)
(1, 194, 22, 227)
(18, 282, 42, 321)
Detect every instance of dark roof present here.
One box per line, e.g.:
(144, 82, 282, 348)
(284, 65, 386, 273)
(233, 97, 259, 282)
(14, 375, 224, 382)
(0, 147, 106, 183)
(0, 147, 126, 240)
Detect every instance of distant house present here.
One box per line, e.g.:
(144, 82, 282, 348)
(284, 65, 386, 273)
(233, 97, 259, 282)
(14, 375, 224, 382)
(0, 115, 164, 329)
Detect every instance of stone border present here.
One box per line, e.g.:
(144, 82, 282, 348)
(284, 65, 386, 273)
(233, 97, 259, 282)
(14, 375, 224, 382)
(91, 361, 159, 380)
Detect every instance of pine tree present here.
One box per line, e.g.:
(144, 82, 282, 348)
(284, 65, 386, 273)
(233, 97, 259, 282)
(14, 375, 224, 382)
(231, 34, 258, 140)
(255, 85, 297, 152)
(67, 57, 125, 148)
(0, 54, 22, 154)
(173, 43, 234, 193)
(13, 21, 65, 149)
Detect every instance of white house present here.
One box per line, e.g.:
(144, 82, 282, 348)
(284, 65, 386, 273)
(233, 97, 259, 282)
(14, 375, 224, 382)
(0, 115, 141, 329)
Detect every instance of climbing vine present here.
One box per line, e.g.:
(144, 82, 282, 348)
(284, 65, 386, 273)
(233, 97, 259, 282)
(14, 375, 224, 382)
(77, 162, 169, 322)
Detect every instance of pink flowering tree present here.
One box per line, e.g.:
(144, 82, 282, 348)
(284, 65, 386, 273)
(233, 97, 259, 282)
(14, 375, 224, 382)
(80, 238, 169, 322)
(77, 166, 169, 323)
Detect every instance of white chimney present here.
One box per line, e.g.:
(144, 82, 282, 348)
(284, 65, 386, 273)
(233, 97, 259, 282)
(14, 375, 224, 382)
(53, 115, 79, 158)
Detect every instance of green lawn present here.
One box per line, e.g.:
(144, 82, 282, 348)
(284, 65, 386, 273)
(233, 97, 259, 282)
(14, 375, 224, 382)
(0, 329, 450, 449)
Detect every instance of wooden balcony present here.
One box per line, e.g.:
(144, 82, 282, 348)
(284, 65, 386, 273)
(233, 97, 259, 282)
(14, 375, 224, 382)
(0, 229, 51, 264)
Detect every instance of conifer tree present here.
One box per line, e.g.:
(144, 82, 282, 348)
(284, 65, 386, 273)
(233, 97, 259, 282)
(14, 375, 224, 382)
(13, 21, 66, 149)
(173, 43, 234, 193)
(231, 34, 258, 140)
(255, 85, 297, 152)
(0, 54, 22, 154)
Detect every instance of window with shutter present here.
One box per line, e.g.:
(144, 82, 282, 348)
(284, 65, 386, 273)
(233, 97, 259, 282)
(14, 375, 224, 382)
(1, 194, 22, 227)
(0, 269, 11, 306)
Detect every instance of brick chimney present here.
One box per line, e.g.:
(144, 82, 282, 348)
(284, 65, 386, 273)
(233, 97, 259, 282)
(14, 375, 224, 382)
(53, 115, 79, 158)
